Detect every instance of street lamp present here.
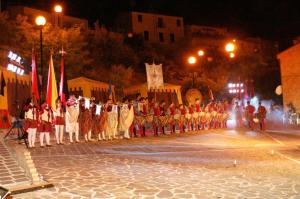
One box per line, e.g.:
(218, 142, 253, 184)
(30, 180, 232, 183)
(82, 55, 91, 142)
(35, 15, 46, 100)
(198, 50, 205, 57)
(54, 4, 63, 13)
(54, 4, 63, 27)
(225, 42, 236, 52)
(188, 56, 197, 65)
(229, 52, 235, 58)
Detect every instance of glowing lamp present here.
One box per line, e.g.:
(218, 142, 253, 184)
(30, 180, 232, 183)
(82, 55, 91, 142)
(198, 50, 205, 56)
(188, 56, 197, 65)
(225, 42, 236, 52)
(54, 5, 63, 13)
(35, 16, 46, 26)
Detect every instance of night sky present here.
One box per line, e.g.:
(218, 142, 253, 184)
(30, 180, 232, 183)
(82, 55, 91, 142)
(4, 0, 300, 48)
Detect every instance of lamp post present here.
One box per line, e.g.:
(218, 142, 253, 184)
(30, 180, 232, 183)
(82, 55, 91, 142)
(54, 4, 63, 27)
(35, 16, 46, 100)
(188, 56, 197, 87)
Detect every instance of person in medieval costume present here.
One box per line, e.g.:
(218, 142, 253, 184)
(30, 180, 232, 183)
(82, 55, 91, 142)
(152, 102, 161, 136)
(23, 98, 39, 148)
(245, 101, 255, 130)
(167, 102, 176, 134)
(257, 101, 267, 131)
(119, 103, 134, 139)
(90, 98, 98, 141)
(106, 100, 118, 140)
(54, 99, 65, 145)
(188, 103, 195, 131)
(78, 98, 93, 142)
(179, 104, 186, 133)
(194, 99, 201, 130)
(97, 103, 108, 141)
(38, 103, 53, 147)
(66, 95, 80, 143)
(234, 101, 242, 128)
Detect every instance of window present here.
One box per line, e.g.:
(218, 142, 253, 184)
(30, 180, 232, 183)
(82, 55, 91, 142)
(158, 17, 164, 28)
(176, 19, 181, 27)
(170, 33, 175, 42)
(138, 14, 143, 22)
(159, 32, 164, 42)
(144, 31, 149, 41)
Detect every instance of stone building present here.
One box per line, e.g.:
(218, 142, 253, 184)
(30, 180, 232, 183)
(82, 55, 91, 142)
(277, 43, 300, 111)
(115, 11, 184, 43)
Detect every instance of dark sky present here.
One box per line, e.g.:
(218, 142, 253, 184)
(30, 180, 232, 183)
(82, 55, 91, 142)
(4, 0, 300, 46)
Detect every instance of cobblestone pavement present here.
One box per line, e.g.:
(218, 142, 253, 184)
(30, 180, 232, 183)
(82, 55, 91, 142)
(0, 139, 31, 188)
(12, 129, 300, 199)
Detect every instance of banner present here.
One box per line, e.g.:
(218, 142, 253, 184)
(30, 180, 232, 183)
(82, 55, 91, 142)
(145, 62, 164, 89)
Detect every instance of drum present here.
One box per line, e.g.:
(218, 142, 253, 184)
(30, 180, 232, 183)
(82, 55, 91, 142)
(205, 112, 212, 123)
(253, 118, 259, 123)
(185, 113, 192, 120)
(193, 112, 199, 119)
(200, 112, 206, 123)
(135, 116, 145, 126)
(222, 113, 229, 122)
(217, 113, 223, 122)
(159, 115, 170, 126)
(146, 114, 154, 123)
(174, 113, 181, 121)
(211, 111, 217, 118)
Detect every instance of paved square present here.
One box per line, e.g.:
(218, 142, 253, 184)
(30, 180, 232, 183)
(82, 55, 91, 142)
(12, 129, 300, 198)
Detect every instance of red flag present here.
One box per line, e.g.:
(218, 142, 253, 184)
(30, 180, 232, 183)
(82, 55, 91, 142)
(59, 48, 69, 104)
(31, 48, 40, 101)
(208, 87, 214, 101)
(46, 54, 58, 110)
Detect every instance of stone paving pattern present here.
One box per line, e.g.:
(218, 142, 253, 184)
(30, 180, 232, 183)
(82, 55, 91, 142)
(9, 129, 300, 198)
(0, 139, 31, 188)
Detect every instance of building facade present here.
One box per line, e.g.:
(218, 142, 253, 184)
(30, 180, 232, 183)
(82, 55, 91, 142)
(6, 6, 88, 29)
(277, 43, 300, 112)
(115, 11, 184, 43)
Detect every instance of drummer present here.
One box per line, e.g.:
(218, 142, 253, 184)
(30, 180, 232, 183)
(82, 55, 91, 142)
(179, 104, 186, 133)
(188, 103, 194, 131)
(167, 102, 176, 134)
(195, 98, 201, 130)
(152, 102, 161, 136)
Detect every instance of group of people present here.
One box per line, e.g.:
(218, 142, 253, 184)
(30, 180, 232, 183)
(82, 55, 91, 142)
(233, 100, 267, 130)
(22, 94, 231, 148)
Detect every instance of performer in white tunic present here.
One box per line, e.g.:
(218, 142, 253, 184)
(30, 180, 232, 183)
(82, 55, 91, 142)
(54, 99, 65, 145)
(119, 104, 134, 139)
(66, 95, 80, 143)
(38, 103, 53, 147)
(24, 98, 38, 148)
(106, 102, 118, 140)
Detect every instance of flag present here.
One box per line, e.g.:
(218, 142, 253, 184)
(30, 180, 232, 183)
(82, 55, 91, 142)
(0, 70, 6, 96)
(46, 54, 58, 110)
(108, 80, 113, 100)
(145, 62, 164, 89)
(208, 87, 214, 101)
(31, 48, 40, 102)
(59, 48, 69, 105)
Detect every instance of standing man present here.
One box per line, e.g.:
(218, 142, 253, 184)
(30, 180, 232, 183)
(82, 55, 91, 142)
(167, 102, 176, 134)
(38, 103, 53, 147)
(245, 101, 255, 130)
(234, 101, 242, 128)
(257, 102, 267, 131)
(54, 99, 65, 145)
(66, 95, 80, 143)
(24, 98, 39, 148)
